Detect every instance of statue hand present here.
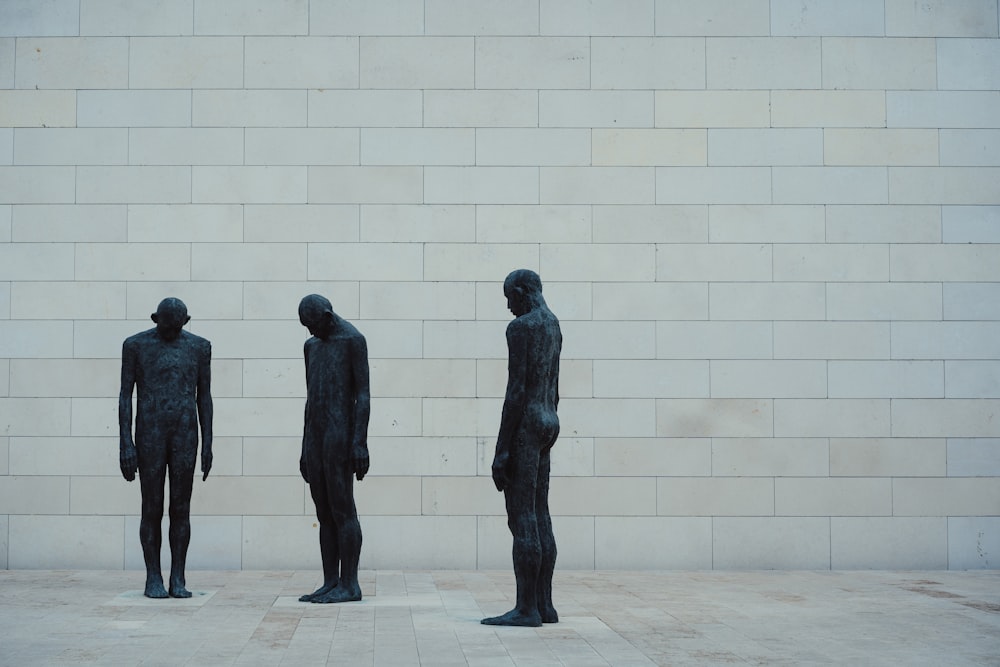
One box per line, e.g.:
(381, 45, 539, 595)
(354, 446, 370, 481)
(120, 444, 137, 482)
(491, 451, 510, 492)
(201, 449, 212, 481)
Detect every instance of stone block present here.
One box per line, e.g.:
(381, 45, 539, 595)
(476, 37, 588, 89)
(658, 477, 774, 516)
(0, 321, 74, 358)
(826, 205, 940, 243)
(1, 398, 70, 436)
(78, 90, 191, 127)
(308, 242, 423, 281)
(77, 166, 190, 204)
(713, 517, 830, 569)
(947, 439, 1000, 477)
(948, 517, 1000, 569)
(129, 37, 243, 88)
(776, 478, 892, 516)
(824, 129, 938, 166)
(711, 360, 826, 399)
(891, 399, 1000, 438)
(774, 322, 889, 360)
(309, 89, 422, 128)
(362, 205, 474, 242)
(832, 517, 947, 569)
(887, 91, 1000, 129)
(594, 360, 708, 398)
(771, 0, 884, 35)
(595, 438, 711, 477)
(709, 129, 822, 166)
(656, 167, 771, 204)
(14, 128, 127, 166)
(830, 438, 946, 477)
(658, 243, 772, 281)
(940, 129, 1000, 166)
(655, 91, 770, 128)
(596, 517, 712, 569)
(939, 38, 1000, 92)
(893, 478, 1000, 516)
(80, 0, 194, 36)
(829, 361, 943, 398)
(0, 167, 75, 204)
(540, 90, 653, 128)
(773, 167, 888, 204)
(15, 37, 127, 88)
(246, 36, 357, 88)
(885, 0, 998, 37)
(828, 283, 942, 321)
(822, 37, 936, 89)
(9, 515, 123, 569)
(658, 399, 773, 438)
(428, 0, 538, 35)
(0, 0, 79, 37)
(309, 166, 422, 204)
(0, 91, 75, 127)
(707, 37, 820, 89)
(542, 243, 654, 282)
(478, 129, 590, 167)
(194, 0, 308, 36)
(592, 37, 704, 89)
(0, 475, 69, 514)
(713, 438, 829, 477)
(709, 283, 826, 320)
(771, 90, 885, 128)
(543, 0, 653, 36)
(657, 322, 773, 360)
(361, 36, 473, 89)
(775, 399, 890, 438)
(593, 282, 707, 321)
(363, 128, 473, 166)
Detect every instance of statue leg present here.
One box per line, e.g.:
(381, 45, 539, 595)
(137, 440, 168, 599)
(536, 447, 558, 623)
(313, 466, 362, 603)
(167, 430, 196, 599)
(483, 434, 542, 627)
(301, 470, 341, 601)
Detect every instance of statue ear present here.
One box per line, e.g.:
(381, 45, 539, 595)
(185, 315, 192, 325)
(151, 312, 159, 324)
(323, 310, 335, 326)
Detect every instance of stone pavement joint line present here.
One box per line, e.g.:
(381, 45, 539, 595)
(0, 570, 997, 665)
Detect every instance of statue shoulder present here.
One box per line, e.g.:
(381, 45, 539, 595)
(123, 328, 156, 349)
(341, 321, 367, 345)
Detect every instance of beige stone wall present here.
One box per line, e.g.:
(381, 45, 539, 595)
(1, 0, 998, 570)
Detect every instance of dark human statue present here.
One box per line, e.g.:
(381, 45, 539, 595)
(297, 294, 371, 604)
(483, 269, 562, 627)
(119, 297, 213, 599)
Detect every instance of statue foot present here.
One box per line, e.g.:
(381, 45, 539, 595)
(169, 585, 192, 599)
(144, 580, 169, 599)
(299, 582, 339, 602)
(311, 585, 362, 604)
(481, 609, 542, 627)
(540, 606, 559, 624)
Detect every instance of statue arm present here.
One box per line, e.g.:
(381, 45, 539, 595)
(197, 341, 214, 481)
(351, 335, 371, 481)
(300, 342, 310, 483)
(118, 340, 138, 481)
(493, 322, 528, 491)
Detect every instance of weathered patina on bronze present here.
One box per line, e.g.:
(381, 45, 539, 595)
(297, 294, 371, 603)
(119, 297, 213, 599)
(483, 270, 562, 627)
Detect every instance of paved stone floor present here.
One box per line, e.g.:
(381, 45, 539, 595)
(0, 569, 997, 665)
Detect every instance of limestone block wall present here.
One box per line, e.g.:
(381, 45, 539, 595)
(1, 0, 998, 571)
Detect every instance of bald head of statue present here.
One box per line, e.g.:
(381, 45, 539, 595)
(151, 297, 190, 342)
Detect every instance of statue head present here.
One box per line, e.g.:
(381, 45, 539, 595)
(151, 297, 190, 342)
(503, 269, 544, 317)
(299, 294, 336, 340)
